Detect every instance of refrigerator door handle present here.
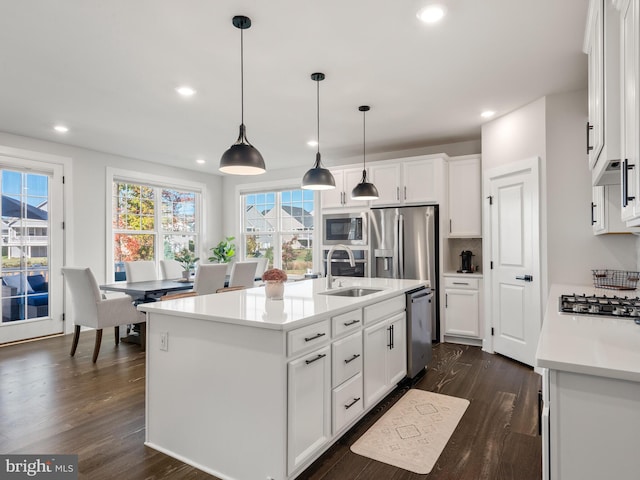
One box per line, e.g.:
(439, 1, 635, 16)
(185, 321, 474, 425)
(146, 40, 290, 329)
(398, 214, 404, 278)
(393, 213, 400, 279)
(425, 211, 432, 287)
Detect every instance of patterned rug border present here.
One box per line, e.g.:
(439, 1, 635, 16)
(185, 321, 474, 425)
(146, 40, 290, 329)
(350, 389, 470, 474)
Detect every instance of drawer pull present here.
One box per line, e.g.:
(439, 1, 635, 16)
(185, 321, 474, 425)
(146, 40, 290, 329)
(344, 353, 361, 364)
(304, 332, 326, 342)
(343, 319, 360, 327)
(305, 353, 326, 365)
(452, 282, 469, 285)
(345, 397, 361, 409)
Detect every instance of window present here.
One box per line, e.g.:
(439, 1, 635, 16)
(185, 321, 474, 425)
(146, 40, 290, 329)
(1, 169, 50, 321)
(242, 189, 314, 275)
(112, 180, 199, 279)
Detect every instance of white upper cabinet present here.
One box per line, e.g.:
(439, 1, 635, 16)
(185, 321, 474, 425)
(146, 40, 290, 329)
(619, 0, 640, 223)
(585, 0, 621, 185)
(448, 156, 482, 237)
(592, 184, 640, 233)
(369, 155, 446, 206)
(321, 167, 366, 209)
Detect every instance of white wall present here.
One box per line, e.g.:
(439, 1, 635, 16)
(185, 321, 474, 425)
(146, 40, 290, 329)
(481, 98, 547, 172)
(0, 131, 223, 286)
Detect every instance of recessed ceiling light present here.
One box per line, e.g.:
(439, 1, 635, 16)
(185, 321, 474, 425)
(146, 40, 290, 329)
(176, 86, 196, 97)
(196, 158, 206, 164)
(307, 140, 318, 147)
(481, 110, 496, 118)
(417, 5, 446, 24)
(53, 125, 69, 133)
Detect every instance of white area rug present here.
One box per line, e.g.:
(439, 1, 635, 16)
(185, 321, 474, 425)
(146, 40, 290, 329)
(350, 389, 470, 474)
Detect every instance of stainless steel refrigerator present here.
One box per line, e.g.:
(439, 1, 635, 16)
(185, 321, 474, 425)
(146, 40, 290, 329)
(370, 205, 439, 342)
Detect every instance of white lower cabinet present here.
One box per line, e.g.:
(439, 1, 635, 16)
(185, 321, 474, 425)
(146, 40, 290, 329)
(287, 293, 407, 477)
(363, 312, 407, 409)
(544, 368, 640, 479)
(332, 372, 363, 434)
(287, 346, 331, 474)
(443, 276, 481, 339)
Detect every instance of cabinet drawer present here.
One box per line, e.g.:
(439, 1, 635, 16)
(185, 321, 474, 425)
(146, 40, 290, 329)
(444, 277, 479, 290)
(287, 320, 331, 357)
(364, 295, 405, 325)
(332, 372, 363, 434)
(332, 331, 363, 388)
(332, 308, 363, 337)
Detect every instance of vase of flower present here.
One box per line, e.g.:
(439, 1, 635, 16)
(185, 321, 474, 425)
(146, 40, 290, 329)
(265, 280, 285, 300)
(262, 268, 288, 300)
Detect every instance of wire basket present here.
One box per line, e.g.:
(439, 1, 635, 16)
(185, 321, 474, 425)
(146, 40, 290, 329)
(592, 269, 640, 290)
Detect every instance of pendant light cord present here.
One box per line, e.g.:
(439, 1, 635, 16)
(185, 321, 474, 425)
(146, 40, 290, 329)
(362, 109, 366, 169)
(240, 27, 244, 126)
(316, 79, 320, 156)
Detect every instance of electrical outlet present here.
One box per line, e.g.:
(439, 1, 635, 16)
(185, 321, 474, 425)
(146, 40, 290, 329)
(160, 332, 168, 351)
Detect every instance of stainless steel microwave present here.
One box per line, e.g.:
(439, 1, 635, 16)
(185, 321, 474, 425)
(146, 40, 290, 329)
(323, 212, 367, 245)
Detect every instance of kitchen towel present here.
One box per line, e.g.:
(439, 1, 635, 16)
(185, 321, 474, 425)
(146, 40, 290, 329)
(350, 389, 469, 474)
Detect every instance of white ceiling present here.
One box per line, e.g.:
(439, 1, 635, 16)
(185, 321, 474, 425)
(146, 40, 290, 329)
(0, 0, 588, 174)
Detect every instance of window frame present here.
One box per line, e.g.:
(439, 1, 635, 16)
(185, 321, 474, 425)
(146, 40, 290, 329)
(238, 181, 318, 274)
(106, 168, 205, 281)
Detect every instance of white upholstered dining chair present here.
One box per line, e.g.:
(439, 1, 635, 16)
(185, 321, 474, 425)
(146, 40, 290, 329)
(253, 257, 269, 279)
(160, 259, 183, 280)
(62, 267, 146, 363)
(228, 261, 258, 288)
(124, 260, 157, 282)
(194, 264, 228, 295)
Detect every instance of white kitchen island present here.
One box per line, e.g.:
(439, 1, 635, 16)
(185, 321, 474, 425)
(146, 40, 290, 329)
(138, 277, 426, 480)
(536, 284, 640, 480)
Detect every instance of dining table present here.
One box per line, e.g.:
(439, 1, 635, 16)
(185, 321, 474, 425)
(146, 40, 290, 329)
(99, 278, 195, 304)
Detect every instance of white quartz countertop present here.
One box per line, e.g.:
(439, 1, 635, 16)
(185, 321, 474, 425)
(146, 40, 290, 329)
(535, 283, 640, 383)
(138, 277, 427, 331)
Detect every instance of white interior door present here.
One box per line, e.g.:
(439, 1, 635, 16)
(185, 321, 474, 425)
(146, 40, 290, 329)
(486, 157, 541, 366)
(0, 155, 64, 344)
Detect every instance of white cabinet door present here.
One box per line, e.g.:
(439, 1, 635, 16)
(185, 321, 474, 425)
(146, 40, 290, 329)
(448, 157, 482, 237)
(321, 168, 367, 208)
(592, 185, 606, 234)
(344, 167, 367, 207)
(322, 169, 345, 209)
(444, 289, 479, 337)
(369, 163, 401, 206)
(403, 157, 443, 204)
(621, 0, 640, 223)
(363, 312, 407, 409)
(287, 346, 331, 474)
(387, 313, 407, 387)
(586, 0, 604, 169)
(363, 320, 389, 409)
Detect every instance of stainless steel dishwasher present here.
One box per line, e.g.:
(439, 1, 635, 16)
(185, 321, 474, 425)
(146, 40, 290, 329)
(406, 287, 433, 379)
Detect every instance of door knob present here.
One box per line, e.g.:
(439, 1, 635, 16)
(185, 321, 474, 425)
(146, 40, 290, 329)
(516, 274, 533, 282)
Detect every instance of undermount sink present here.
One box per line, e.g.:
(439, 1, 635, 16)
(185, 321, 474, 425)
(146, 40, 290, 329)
(319, 287, 384, 297)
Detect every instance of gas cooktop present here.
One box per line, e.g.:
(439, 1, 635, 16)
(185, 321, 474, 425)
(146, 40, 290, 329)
(560, 293, 640, 322)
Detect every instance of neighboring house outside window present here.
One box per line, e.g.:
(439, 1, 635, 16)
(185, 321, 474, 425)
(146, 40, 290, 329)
(112, 179, 200, 279)
(242, 189, 314, 275)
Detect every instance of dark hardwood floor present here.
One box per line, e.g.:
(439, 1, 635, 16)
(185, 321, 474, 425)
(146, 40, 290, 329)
(0, 332, 541, 480)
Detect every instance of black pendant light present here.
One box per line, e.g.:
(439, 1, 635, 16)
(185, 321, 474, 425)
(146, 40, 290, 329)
(351, 105, 379, 200)
(301, 72, 336, 190)
(219, 15, 266, 175)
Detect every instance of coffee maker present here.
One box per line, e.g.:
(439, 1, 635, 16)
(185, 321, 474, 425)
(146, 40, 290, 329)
(458, 250, 474, 273)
